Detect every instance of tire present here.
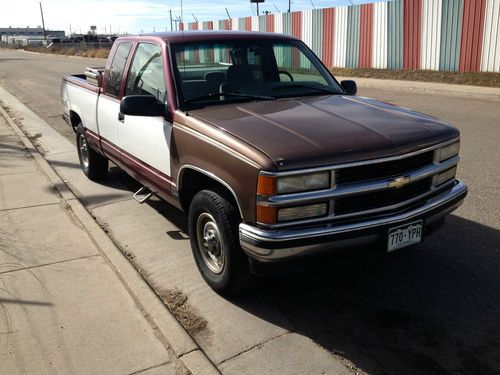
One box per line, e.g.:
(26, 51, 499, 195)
(188, 189, 250, 295)
(76, 124, 108, 181)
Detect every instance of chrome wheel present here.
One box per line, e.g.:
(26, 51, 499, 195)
(78, 133, 89, 168)
(196, 212, 225, 274)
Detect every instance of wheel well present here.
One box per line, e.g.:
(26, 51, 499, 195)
(179, 168, 242, 218)
(69, 111, 82, 131)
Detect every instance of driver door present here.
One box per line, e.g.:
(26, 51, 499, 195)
(118, 42, 173, 184)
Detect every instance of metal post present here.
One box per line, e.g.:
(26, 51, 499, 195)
(39, 2, 47, 42)
(288, 0, 291, 12)
(257, 2, 259, 15)
(170, 9, 173, 31)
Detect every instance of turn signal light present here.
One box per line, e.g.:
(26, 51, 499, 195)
(256, 206, 277, 224)
(257, 175, 276, 195)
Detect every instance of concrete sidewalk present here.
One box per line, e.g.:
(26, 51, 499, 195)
(0, 113, 190, 373)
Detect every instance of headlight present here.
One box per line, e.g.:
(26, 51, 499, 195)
(436, 166, 457, 186)
(277, 203, 328, 222)
(276, 172, 330, 194)
(437, 141, 460, 162)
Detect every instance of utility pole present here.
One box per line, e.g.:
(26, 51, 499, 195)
(110, 24, 112, 35)
(257, 2, 259, 15)
(170, 9, 173, 31)
(288, 0, 291, 12)
(69, 24, 72, 37)
(39, 2, 47, 41)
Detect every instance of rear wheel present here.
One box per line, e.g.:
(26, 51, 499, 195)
(188, 190, 250, 295)
(76, 124, 108, 181)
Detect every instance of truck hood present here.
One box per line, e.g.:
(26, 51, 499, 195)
(190, 95, 459, 171)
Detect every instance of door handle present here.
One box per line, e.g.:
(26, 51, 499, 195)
(118, 112, 125, 122)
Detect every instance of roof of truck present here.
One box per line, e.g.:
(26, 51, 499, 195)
(117, 31, 298, 44)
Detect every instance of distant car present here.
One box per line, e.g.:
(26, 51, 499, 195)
(61, 31, 467, 294)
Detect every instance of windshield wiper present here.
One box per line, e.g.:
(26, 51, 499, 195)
(272, 84, 339, 95)
(184, 92, 276, 105)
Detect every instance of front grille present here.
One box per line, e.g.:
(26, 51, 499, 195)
(335, 177, 433, 215)
(336, 151, 434, 185)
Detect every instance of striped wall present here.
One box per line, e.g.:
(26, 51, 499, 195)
(181, 0, 500, 72)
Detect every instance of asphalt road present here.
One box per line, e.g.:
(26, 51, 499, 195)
(1, 48, 499, 375)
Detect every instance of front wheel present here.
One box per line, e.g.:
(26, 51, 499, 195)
(76, 124, 108, 181)
(188, 190, 250, 295)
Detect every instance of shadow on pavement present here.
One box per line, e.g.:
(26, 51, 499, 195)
(73, 170, 500, 374)
(229, 215, 500, 375)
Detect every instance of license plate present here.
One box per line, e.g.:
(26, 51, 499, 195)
(387, 220, 423, 252)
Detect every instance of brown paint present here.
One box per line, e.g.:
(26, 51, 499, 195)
(64, 31, 461, 225)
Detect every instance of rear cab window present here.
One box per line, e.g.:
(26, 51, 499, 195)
(106, 42, 133, 97)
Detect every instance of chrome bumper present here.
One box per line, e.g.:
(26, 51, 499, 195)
(239, 181, 467, 262)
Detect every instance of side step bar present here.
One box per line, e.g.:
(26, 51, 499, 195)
(133, 186, 153, 204)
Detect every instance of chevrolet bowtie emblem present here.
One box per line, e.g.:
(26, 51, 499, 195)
(388, 176, 411, 189)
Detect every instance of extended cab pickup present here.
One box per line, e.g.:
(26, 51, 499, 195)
(61, 31, 467, 294)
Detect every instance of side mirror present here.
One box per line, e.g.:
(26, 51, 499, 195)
(120, 95, 165, 117)
(341, 80, 357, 95)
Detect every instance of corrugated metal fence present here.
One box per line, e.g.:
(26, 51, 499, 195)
(181, 0, 500, 72)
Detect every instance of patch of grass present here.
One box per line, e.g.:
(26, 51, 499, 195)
(23, 45, 109, 59)
(331, 67, 500, 88)
(159, 288, 208, 337)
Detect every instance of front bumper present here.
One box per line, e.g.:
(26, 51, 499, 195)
(239, 181, 467, 262)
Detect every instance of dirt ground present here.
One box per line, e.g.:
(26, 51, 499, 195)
(331, 67, 500, 88)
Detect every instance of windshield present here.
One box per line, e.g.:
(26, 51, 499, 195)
(171, 39, 343, 108)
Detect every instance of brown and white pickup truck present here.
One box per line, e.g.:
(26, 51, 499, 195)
(61, 31, 467, 294)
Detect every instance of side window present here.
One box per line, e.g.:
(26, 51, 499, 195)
(107, 42, 132, 97)
(126, 43, 166, 102)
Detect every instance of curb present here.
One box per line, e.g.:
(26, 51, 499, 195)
(0, 104, 220, 375)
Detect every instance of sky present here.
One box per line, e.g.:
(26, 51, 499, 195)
(0, 0, 377, 36)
